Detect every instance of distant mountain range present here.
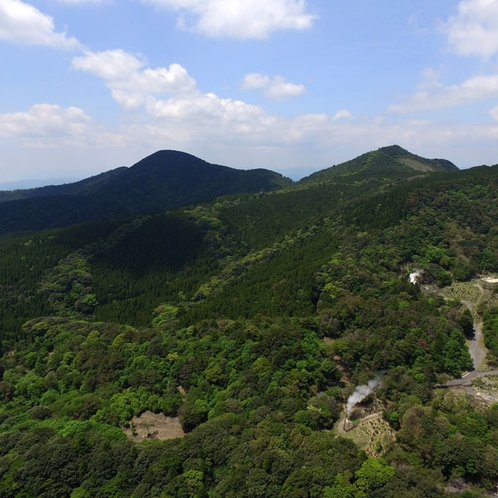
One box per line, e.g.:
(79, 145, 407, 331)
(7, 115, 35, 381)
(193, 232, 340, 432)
(0, 178, 81, 191)
(0, 146, 459, 234)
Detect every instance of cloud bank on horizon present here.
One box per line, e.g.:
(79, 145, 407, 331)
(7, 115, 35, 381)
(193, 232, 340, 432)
(1, 0, 498, 181)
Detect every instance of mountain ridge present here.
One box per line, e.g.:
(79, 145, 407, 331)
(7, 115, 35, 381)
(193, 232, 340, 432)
(0, 150, 289, 202)
(298, 145, 459, 185)
(0, 145, 458, 199)
(0, 150, 291, 234)
(0, 145, 465, 236)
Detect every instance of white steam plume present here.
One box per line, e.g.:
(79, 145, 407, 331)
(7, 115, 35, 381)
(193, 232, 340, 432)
(346, 377, 382, 416)
(409, 271, 421, 284)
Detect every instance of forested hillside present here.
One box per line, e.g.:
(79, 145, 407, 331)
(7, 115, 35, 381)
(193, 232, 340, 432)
(0, 150, 291, 235)
(299, 144, 458, 185)
(0, 147, 498, 497)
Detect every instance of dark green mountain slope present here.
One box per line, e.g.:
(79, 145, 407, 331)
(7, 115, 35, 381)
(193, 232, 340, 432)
(0, 146, 456, 236)
(0, 150, 291, 234)
(215, 145, 462, 252)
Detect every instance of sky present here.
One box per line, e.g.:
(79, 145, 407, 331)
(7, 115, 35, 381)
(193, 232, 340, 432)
(1, 0, 498, 183)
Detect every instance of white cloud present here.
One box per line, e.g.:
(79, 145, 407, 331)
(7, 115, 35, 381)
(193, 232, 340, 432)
(70, 50, 320, 147)
(4, 42, 491, 179)
(241, 73, 306, 100)
(0, 104, 93, 144)
(108, 113, 498, 173)
(72, 50, 304, 134)
(4, 99, 498, 178)
(332, 109, 353, 120)
(73, 49, 280, 135)
(148, 92, 277, 143)
(444, 0, 498, 59)
(143, 0, 317, 39)
(0, 0, 81, 48)
(72, 50, 144, 80)
(72, 50, 196, 109)
(490, 105, 498, 120)
(68, 50, 382, 167)
(56, 0, 106, 3)
(389, 73, 498, 113)
(420, 66, 445, 82)
(241, 73, 270, 89)
(264, 76, 306, 100)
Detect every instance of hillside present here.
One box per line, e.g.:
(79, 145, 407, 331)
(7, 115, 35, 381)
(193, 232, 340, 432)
(0, 150, 291, 234)
(0, 148, 498, 497)
(299, 145, 459, 185)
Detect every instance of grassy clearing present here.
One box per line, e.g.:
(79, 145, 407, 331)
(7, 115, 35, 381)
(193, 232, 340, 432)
(336, 413, 396, 457)
(440, 279, 498, 317)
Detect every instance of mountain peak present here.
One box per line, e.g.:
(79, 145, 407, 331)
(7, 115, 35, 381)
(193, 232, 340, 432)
(299, 145, 458, 185)
(377, 144, 409, 155)
(376, 145, 458, 172)
(0, 150, 291, 235)
(131, 150, 211, 169)
(128, 150, 228, 181)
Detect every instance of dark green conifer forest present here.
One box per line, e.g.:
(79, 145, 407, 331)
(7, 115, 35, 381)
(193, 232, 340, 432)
(0, 146, 497, 497)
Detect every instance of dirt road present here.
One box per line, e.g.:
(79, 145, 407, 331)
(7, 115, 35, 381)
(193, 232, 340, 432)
(462, 288, 489, 371)
(466, 314, 488, 371)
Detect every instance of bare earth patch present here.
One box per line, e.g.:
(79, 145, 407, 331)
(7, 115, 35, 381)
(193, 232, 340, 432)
(123, 411, 185, 441)
(399, 158, 434, 172)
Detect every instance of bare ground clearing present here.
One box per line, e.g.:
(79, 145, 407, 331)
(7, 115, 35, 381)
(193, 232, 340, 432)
(123, 411, 185, 441)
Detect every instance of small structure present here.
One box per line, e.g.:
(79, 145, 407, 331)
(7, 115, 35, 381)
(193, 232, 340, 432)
(343, 417, 355, 432)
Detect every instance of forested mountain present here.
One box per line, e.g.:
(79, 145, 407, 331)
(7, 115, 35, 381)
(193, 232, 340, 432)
(299, 145, 459, 185)
(0, 146, 498, 497)
(0, 150, 291, 234)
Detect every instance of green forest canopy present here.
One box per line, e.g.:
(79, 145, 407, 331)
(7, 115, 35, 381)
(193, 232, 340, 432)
(0, 151, 497, 496)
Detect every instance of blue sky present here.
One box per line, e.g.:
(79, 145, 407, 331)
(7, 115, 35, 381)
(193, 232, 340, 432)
(1, 0, 498, 182)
